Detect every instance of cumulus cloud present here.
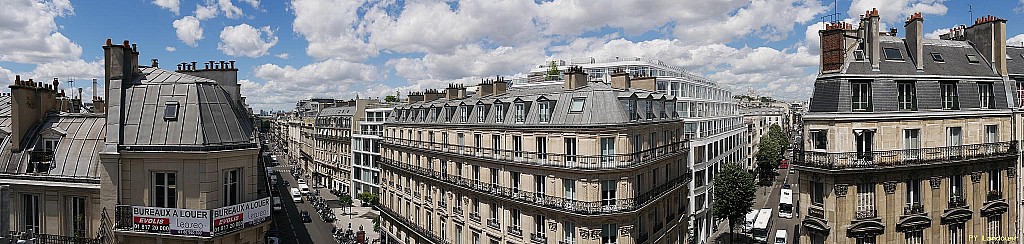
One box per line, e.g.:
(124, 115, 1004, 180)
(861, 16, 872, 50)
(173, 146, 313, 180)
(152, 0, 180, 15)
(219, 0, 244, 19)
(165, 46, 176, 52)
(218, 24, 278, 57)
(240, 0, 259, 8)
(0, 0, 82, 63)
(243, 59, 380, 108)
(172, 16, 203, 47)
(194, 3, 218, 20)
(1010, 34, 1024, 47)
(847, 0, 948, 24)
(672, 0, 827, 44)
(276, 53, 289, 59)
(291, 0, 375, 61)
(387, 42, 547, 81)
(364, 0, 541, 54)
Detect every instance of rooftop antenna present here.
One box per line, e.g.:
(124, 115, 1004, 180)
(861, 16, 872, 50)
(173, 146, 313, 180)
(67, 77, 74, 98)
(820, 0, 841, 28)
(968, 4, 973, 23)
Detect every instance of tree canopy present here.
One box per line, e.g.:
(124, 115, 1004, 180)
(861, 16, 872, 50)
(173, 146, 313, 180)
(755, 124, 789, 185)
(712, 162, 757, 238)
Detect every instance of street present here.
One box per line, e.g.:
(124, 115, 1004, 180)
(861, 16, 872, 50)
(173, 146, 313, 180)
(712, 149, 800, 244)
(268, 151, 340, 243)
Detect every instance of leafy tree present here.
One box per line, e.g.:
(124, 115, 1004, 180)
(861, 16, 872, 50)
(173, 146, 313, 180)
(384, 95, 400, 103)
(340, 195, 353, 208)
(545, 60, 560, 81)
(712, 162, 757, 241)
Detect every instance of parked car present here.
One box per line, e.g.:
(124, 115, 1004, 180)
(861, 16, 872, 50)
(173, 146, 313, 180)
(300, 211, 312, 223)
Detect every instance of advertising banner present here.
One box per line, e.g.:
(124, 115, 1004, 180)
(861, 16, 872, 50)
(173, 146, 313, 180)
(130, 206, 211, 237)
(212, 197, 272, 236)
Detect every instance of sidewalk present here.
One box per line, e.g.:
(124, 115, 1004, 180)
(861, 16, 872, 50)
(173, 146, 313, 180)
(332, 200, 381, 243)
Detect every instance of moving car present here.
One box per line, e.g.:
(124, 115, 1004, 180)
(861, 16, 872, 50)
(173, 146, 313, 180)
(300, 211, 312, 223)
(297, 179, 306, 185)
(291, 188, 303, 203)
(273, 197, 282, 211)
(298, 183, 311, 195)
(774, 230, 787, 244)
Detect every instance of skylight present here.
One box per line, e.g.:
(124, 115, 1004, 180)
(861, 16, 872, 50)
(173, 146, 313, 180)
(883, 48, 903, 60)
(164, 101, 179, 120)
(569, 98, 586, 112)
(966, 54, 980, 63)
(931, 53, 944, 62)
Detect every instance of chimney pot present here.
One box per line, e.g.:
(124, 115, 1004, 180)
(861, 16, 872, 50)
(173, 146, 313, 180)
(105, 39, 112, 46)
(131, 44, 137, 52)
(191, 61, 197, 71)
(123, 40, 129, 47)
(152, 59, 159, 68)
(229, 60, 235, 69)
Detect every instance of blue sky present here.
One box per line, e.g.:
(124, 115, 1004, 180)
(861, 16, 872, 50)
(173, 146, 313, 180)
(1, 0, 1023, 112)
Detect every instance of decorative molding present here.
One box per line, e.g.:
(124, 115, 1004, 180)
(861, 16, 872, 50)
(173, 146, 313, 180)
(884, 181, 897, 194)
(548, 221, 558, 231)
(1008, 167, 1016, 178)
(619, 225, 632, 236)
(580, 229, 590, 239)
(971, 172, 982, 183)
(590, 229, 601, 240)
(812, 174, 822, 182)
(929, 177, 942, 189)
(834, 184, 849, 197)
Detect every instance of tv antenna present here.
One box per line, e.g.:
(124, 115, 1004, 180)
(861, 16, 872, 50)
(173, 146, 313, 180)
(969, 4, 973, 23)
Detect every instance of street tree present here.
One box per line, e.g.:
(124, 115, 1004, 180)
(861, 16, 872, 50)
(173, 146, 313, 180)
(712, 162, 757, 242)
(755, 134, 781, 185)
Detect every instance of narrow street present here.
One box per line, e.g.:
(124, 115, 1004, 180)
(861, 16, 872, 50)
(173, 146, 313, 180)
(268, 148, 340, 243)
(712, 149, 800, 244)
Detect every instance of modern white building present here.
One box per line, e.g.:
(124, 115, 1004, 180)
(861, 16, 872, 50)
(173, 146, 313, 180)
(351, 106, 393, 197)
(529, 58, 746, 243)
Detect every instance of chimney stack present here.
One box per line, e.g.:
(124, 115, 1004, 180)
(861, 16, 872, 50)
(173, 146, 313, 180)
(492, 76, 508, 96)
(963, 15, 1008, 76)
(862, 8, 881, 71)
(563, 66, 588, 90)
(610, 69, 631, 89)
(445, 83, 463, 100)
(407, 92, 425, 103)
(151, 59, 159, 68)
(477, 80, 493, 97)
(424, 89, 444, 101)
(9, 75, 59, 152)
(905, 12, 924, 71)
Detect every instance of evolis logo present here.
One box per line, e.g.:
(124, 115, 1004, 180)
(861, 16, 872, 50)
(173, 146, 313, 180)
(215, 214, 244, 227)
(133, 216, 169, 225)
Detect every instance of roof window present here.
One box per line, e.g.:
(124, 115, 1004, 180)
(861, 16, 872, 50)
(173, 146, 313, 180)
(164, 101, 179, 120)
(966, 54, 980, 63)
(930, 53, 944, 62)
(853, 50, 865, 61)
(569, 98, 586, 112)
(883, 48, 903, 60)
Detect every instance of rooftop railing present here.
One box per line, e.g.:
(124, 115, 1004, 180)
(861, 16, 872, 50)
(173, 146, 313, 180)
(381, 158, 690, 215)
(795, 141, 1017, 171)
(381, 137, 688, 170)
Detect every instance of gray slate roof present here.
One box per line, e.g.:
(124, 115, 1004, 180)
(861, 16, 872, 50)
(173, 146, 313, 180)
(119, 67, 255, 149)
(0, 95, 10, 117)
(1008, 46, 1024, 76)
(390, 82, 679, 126)
(318, 106, 355, 117)
(0, 115, 105, 179)
(843, 37, 999, 77)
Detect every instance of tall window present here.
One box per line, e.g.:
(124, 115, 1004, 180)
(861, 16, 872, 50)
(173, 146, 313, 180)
(534, 215, 546, 237)
(154, 172, 177, 208)
(1017, 80, 1024, 108)
(534, 175, 545, 195)
(536, 137, 547, 161)
(897, 81, 917, 111)
(949, 223, 965, 244)
(985, 125, 999, 143)
(601, 180, 616, 207)
(513, 136, 523, 159)
(510, 208, 520, 228)
(68, 196, 86, 237)
(856, 184, 875, 216)
(461, 106, 469, 123)
(474, 134, 482, 153)
(903, 129, 920, 159)
(810, 130, 827, 150)
(490, 168, 499, 188)
(564, 221, 576, 244)
(223, 169, 241, 205)
(458, 133, 465, 148)
(987, 217, 1001, 242)
(601, 224, 617, 244)
(477, 105, 486, 122)
(979, 83, 994, 108)
(494, 104, 504, 123)
(510, 172, 520, 192)
(564, 138, 577, 163)
(947, 127, 963, 146)
(854, 130, 874, 161)
(22, 194, 39, 233)
(515, 103, 525, 123)
(856, 237, 876, 244)
(941, 82, 960, 110)
(905, 231, 923, 244)
(989, 170, 1001, 192)
(906, 180, 921, 205)
(563, 179, 575, 200)
(851, 81, 872, 111)
(492, 135, 501, 156)
(812, 181, 824, 205)
(950, 175, 964, 200)
(600, 137, 615, 164)
(538, 102, 551, 123)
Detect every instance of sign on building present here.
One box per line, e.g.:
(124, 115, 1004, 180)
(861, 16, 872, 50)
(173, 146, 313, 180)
(130, 206, 211, 237)
(212, 197, 272, 236)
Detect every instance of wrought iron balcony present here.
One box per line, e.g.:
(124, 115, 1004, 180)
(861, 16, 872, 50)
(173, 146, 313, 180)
(381, 137, 688, 170)
(507, 226, 523, 237)
(379, 205, 447, 244)
(453, 207, 464, 218)
(530, 233, 547, 244)
(487, 218, 501, 230)
(987, 191, 1004, 202)
(855, 209, 877, 220)
(795, 141, 1017, 172)
(380, 158, 691, 215)
(3, 231, 103, 244)
(469, 212, 481, 223)
(903, 203, 925, 215)
(947, 194, 967, 209)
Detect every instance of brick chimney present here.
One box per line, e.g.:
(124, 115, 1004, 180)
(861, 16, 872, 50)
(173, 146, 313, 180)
(407, 91, 424, 103)
(445, 83, 466, 100)
(91, 78, 105, 114)
(905, 12, 924, 71)
(477, 80, 493, 97)
(492, 76, 508, 96)
(610, 69, 630, 89)
(177, 60, 241, 103)
(819, 21, 854, 73)
(563, 66, 587, 90)
(964, 15, 1008, 76)
(9, 75, 59, 151)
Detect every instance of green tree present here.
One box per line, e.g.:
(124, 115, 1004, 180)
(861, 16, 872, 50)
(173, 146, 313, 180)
(340, 195, 353, 208)
(384, 95, 400, 103)
(712, 162, 757, 241)
(545, 60, 560, 81)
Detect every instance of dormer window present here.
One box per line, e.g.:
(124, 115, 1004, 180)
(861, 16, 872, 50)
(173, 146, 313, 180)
(164, 101, 179, 120)
(966, 54, 980, 63)
(460, 106, 470, 123)
(538, 101, 552, 123)
(514, 103, 526, 123)
(43, 138, 58, 152)
(883, 48, 903, 60)
(494, 103, 505, 123)
(476, 105, 487, 123)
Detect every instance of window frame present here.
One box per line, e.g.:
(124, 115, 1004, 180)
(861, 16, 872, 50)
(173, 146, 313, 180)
(851, 81, 872, 112)
(883, 47, 903, 60)
(941, 82, 960, 110)
(897, 81, 917, 111)
(153, 171, 177, 208)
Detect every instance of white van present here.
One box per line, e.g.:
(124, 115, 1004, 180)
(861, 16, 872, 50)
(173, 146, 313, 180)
(290, 188, 303, 203)
(273, 197, 283, 211)
(298, 184, 311, 195)
(774, 230, 787, 244)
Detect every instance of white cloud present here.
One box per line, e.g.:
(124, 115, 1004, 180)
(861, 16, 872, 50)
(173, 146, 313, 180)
(240, 0, 259, 8)
(218, 24, 278, 57)
(290, 0, 375, 61)
(1016, 0, 1024, 13)
(219, 0, 243, 19)
(672, 0, 826, 44)
(276, 53, 289, 59)
(152, 0, 180, 15)
(243, 59, 380, 108)
(1010, 34, 1024, 47)
(165, 46, 176, 52)
(30, 59, 103, 81)
(194, 3, 218, 20)
(848, 0, 948, 25)
(172, 16, 203, 47)
(0, 0, 82, 63)
(364, 0, 541, 54)
(387, 42, 547, 81)
(925, 28, 947, 40)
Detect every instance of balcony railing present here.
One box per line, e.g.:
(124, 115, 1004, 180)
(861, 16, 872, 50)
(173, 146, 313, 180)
(530, 233, 547, 244)
(3, 231, 103, 244)
(487, 218, 501, 230)
(507, 226, 523, 237)
(855, 209, 877, 220)
(354, 130, 385, 137)
(380, 205, 447, 244)
(903, 203, 925, 215)
(948, 194, 967, 209)
(469, 213, 481, 223)
(453, 207, 464, 219)
(987, 191, 1004, 202)
(381, 158, 691, 214)
(796, 141, 1017, 171)
(381, 137, 688, 170)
